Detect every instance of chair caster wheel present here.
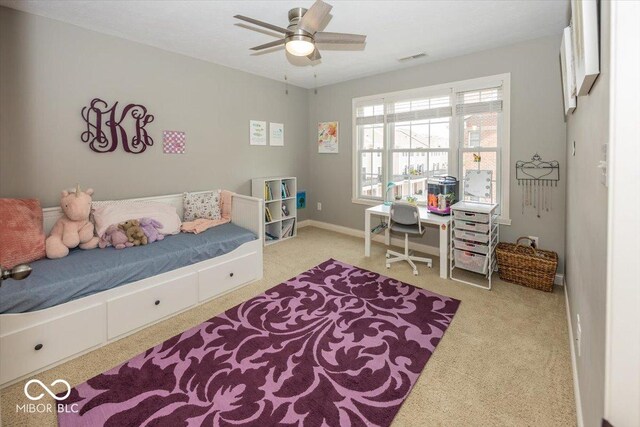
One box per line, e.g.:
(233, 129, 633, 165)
(385, 253, 390, 258)
(428, 264, 433, 268)
(386, 264, 390, 269)
(413, 270, 418, 276)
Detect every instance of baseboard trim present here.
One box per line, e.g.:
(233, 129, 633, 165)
(564, 283, 585, 427)
(298, 219, 440, 257)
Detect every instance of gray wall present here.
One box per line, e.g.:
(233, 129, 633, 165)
(0, 7, 311, 220)
(564, 2, 610, 425)
(0, 8, 569, 272)
(307, 36, 567, 272)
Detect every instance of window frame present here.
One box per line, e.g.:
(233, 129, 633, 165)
(352, 73, 511, 224)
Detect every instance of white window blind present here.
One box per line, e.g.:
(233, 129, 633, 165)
(355, 103, 384, 126)
(455, 86, 503, 115)
(387, 96, 452, 123)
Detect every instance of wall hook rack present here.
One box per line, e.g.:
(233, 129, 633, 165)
(516, 153, 560, 185)
(515, 153, 560, 218)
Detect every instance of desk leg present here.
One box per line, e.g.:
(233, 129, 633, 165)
(439, 224, 448, 279)
(365, 211, 371, 257)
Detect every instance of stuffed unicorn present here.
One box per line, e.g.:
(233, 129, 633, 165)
(45, 185, 99, 259)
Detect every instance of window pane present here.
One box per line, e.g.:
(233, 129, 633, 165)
(463, 112, 498, 148)
(394, 101, 411, 113)
(360, 152, 382, 198)
(411, 123, 430, 149)
(390, 151, 449, 202)
(393, 118, 450, 149)
(430, 119, 450, 148)
(390, 152, 410, 192)
(362, 127, 374, 149)
(357, 104, 384, 118)
(373, 125, 383, 149)
(393, 123, 411, 149)
(427, 151, 450, 177)
(461, 151, 498, 203)
(360, 124, 383, 149)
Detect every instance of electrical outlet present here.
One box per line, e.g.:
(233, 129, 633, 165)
(317, 202, 322, 211)
(576, 314, 582, 357)
(528, 236, 539, 248)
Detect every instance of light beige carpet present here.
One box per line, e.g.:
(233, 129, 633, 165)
(0, 226, 576, 426)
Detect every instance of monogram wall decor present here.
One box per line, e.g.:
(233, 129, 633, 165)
(81, 98, 155, 154)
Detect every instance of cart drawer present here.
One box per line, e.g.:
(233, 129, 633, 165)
(453, 210, 490, 223)
(453, 228, 490, 244)
(454, 249, 488, 274)
(453, 239, 490, 254)
(454, 220, 490, 234)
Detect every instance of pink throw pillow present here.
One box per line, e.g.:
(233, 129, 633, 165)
(220, 190, 233, 220)
(0, 199, 46, 268)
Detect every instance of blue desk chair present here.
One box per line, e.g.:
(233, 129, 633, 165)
(386, 202, 433, 276)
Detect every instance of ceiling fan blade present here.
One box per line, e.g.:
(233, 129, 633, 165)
(234, 15, 291, 34)
(315, 32, 366, 44)
(250, 39, 286, 51)
(307, 48, 322, 61)
(297, 0, 332, 34)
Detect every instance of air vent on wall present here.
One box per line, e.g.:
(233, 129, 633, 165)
(398, 52, 428, 62)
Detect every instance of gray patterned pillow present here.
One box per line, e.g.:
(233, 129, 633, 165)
(182, 190, 221, 221)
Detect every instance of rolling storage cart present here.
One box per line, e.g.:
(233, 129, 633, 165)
(449, 201, 499, 290)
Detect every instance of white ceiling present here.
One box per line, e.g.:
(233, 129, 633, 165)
(0, 0, 569, 88)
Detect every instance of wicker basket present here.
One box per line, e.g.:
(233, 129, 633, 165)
(496, 237, 558, 292)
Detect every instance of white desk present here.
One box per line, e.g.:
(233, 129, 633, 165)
(364, 204, 452, 279)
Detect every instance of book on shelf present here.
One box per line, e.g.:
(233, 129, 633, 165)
(265, 232, 279, 241)
(265, 207, 273, 222)
(264, 183, 274, 201)
(281, 203, 289, 217)
(282, 219, 295, 237)
(281, 182, 291, 198)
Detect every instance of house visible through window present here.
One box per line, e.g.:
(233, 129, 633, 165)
(352, 74, 511, 222)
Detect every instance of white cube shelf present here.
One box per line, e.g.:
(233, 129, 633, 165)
(251, 177, 297, 246)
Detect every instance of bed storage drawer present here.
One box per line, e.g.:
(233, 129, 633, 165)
(107, 273, 197, 339)
(198, 252, 259, 301)
(0, 304, 106, 384)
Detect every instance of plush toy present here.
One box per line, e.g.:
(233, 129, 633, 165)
(139, 218, 165, 244)
(45, 185, 99, 259)
(118, 219, 148, 246)
(99, 224, 133, 250)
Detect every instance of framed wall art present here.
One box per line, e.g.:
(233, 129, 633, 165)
(318, 121, 338, 154)
(249, 120, 267, 146)
(270, 122, 284, 146)
(571, 0, 600, 95)
(560, 26, 576, 115)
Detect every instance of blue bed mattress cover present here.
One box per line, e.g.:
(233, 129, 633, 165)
(0, 223, 256, 314)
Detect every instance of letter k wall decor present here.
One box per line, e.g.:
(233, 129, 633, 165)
(81, 98, 155, 154)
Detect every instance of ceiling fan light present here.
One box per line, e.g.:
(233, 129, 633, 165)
(285, 36, 315, 56)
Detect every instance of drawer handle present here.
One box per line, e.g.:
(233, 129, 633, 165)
(229, 272, 234, 278)
(155, 300, 160, 306)
(34, 343, 43, 351)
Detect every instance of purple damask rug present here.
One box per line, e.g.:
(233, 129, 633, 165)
(58, 259, 460, 427)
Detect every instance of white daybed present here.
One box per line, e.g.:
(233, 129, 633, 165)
(0, 192, 263, 387)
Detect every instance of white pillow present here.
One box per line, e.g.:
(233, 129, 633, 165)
(183, 190, 221, 221)
(92, 201, 181, 238)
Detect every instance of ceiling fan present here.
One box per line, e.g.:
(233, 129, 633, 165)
(234, 0, 366, 61)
